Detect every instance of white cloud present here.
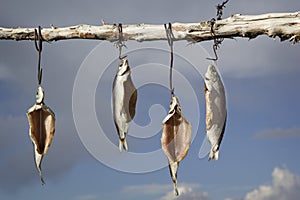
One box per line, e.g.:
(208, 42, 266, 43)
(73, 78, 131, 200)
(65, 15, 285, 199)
(122, 169, 300, 200)
(159, 183, 209, 200)
(238, 167, 300, 200)
(254, 127, 300, 139)
(122, 183, 209, 200)
(110, 168, 300, 200)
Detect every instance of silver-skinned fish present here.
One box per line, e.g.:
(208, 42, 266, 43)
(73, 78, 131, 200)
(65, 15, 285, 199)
(112, 58, 137, 152)
(161, 96, 191, 196)
(204, 64, 227, 161)
(27, 86, 55, 184)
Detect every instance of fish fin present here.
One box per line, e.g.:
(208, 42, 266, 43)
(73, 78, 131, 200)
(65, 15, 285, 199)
(119, 140, 122, 152)
(119, 138, 128, 152)
(198, 137, 211, 159)
(168, 162, 179, 196)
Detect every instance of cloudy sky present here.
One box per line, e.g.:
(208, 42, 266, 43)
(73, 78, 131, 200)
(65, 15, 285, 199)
(1, 0, 300, 200)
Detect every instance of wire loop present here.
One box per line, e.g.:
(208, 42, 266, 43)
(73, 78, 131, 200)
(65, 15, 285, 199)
(115, 23, 127, 60)
(206, 0, 229, 61)
(34, 26, 43, 85)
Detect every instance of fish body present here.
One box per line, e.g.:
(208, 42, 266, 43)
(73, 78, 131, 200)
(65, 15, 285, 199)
(27, 86, 55, 184)
(112, 58, 137, 152)
(161, 96, 191, 196)
(204, 65, 227, 161)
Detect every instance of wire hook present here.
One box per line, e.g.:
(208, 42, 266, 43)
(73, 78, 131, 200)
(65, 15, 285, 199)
(115, 23, 127, 60)
(34, 26, 43, 85)
(206, 0, 228, 61)
(164, 23, 175, 97)
(206, 19, 224, 61)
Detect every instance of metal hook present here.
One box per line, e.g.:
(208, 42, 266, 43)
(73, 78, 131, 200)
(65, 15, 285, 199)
(115, 23, 127, 60)
(34, 26, 43, 85)
(206, 19, 223, 61)
(164, 23, 175, 97)
(206, 19, 218, 61)
(206, 0, 229, 61)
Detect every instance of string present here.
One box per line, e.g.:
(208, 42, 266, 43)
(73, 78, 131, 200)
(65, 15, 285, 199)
(164, 23, 175, 98)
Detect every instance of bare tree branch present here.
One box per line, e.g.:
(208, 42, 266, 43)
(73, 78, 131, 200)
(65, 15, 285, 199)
(0, 11, 299, 44)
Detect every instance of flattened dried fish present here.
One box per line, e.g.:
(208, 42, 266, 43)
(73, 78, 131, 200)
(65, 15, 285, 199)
(161, 96, 191, 195)
(27, 86, 55, 184)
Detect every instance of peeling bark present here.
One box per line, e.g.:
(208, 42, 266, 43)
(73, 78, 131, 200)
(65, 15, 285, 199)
(0, 11, 299, 43)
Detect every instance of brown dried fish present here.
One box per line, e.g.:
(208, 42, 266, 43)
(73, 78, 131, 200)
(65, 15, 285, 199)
(27, 86, 55, 184)
(161, 96, 191, 196)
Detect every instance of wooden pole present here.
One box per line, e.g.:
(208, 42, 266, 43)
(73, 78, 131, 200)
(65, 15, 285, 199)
(0, 12, 299, 44)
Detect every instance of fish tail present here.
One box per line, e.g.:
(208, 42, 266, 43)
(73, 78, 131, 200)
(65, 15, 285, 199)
(34, 151, 45, 185)
(119, 138, 128, 152)
(40, 173, 45, 185)
(169, 162, 179, 196)
(174, 185, 179, 196)
(208, 147, 219, 161)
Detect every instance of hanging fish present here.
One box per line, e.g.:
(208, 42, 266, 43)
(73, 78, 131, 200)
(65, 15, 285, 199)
(204, 64, 227, 161)
(27, 86, 55, 184)
(161, 96, 191, 196)
(112, 58, 137, 152)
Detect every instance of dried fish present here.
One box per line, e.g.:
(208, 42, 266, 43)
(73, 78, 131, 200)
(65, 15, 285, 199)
(161, 96, 191, 195)
(204, 64, 227, 160)
(112, 58, 137, 152)
(27, 86, 55, 184)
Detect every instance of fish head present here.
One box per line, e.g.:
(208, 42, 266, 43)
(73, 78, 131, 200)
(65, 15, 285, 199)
(117, 58, 130, 76)
(205, 64, 219, 83)
(36, 86, 44, 104)
(162, 96, 182, 124)
(169, 96, 182, 115)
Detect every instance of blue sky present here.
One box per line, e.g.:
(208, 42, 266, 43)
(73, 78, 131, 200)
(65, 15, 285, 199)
(1, 1, 300, 200)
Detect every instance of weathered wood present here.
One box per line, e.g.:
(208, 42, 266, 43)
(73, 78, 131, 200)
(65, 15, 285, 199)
(0, 11, 299, 43)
